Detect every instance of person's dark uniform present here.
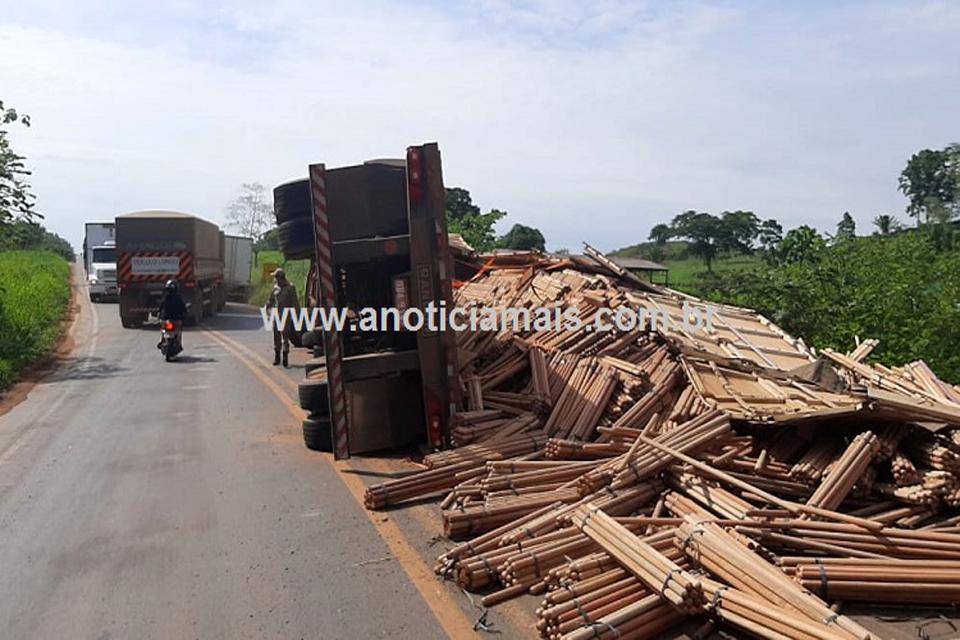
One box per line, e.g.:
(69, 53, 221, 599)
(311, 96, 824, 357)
(157, 280, 187, 348)
(267, 268, 299, 367)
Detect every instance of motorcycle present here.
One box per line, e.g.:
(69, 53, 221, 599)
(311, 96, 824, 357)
(159, 320, 183, 362)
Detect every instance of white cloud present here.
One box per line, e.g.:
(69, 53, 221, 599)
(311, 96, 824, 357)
(0, 1, 957, 251)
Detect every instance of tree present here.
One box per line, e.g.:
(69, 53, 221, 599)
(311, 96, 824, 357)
(648, 223, 672, 246)
(778, 225, 826, 264)
(0, 220, 74, 261)
(445, 187, 481, 221)
(757, 219, 783, 254)
(226, 183, 272, 258)
(718, 210, 760, 254)
(498, 224, 546, 251)
(872, 214, 901, 235)
(669, 210, 723, 272)
(255, 226, 280, 252)
(835, 211, 856, 241)
(899, 148, 956, 225)
(445, 187, 506, 252)
(0, 100, 37, 225)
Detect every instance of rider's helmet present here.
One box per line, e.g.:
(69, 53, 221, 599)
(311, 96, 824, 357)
(165, 279, 178, 292)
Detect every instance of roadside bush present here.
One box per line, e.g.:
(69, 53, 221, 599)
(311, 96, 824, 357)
(247, 250, 310, 307)
(0, 250, 71, 389)
(693, 233, 960, 383)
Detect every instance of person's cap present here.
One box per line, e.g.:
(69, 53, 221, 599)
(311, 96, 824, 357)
(272, 268, 286, 279)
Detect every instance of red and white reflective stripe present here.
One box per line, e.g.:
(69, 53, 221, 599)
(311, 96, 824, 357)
(309, 163, 350, 460)
(117, 251, 193, 283)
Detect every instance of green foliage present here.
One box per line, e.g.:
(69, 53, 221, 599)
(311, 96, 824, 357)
(757, 219, 783, 254)
(669, 211, 724, 272)
(0, 220, 75, 261)
(648, 223, 671, 245)
(247, 250, 310, 307)
(445, 187, 507, 252)
(255, 226, 280, 252)
(777, 225, 826, 265)
(899, 148, 957, 224)
(693, 233, 960, 384)
(0, 251, 71, 389)
(0, 100, 37, 224)
(718, 210, 760, 254)
(872, 214, 901, 235)
(498, 223, 545, 251)
(835, 211, 856, 241)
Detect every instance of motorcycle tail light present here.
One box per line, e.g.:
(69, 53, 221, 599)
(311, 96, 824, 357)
(164, 321, 175, 331)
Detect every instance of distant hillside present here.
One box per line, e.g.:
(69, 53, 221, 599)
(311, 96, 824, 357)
(608, 240, 689, 262)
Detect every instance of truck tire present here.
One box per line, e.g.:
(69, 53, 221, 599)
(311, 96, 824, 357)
(303, 415, 332, 452)
(120, 316, 142, 329)
(276, 217, 314, 260)
(90, 293, 99, 303)
(304, 357, 325, 375)
(273, 179, 310, 225)
(298, 378, 329, 412)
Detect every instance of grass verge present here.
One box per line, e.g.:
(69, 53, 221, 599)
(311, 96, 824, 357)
(0, 250, 71, 390)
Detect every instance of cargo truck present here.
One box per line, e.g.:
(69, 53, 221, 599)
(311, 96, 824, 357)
(116, 211, 226, 328)
(281, 143, 460, 458)
(223, 235, 253, 301)
(83, 222, 118, 302)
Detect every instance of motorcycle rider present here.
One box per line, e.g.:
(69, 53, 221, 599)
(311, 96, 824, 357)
(157, 279, 187, 351)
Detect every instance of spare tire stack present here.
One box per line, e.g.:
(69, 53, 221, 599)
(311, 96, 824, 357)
(273, 179, 314, 260)
(275, 178, 331, 452)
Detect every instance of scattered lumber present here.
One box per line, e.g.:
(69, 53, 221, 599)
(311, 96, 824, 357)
(358, 252, 960, 639)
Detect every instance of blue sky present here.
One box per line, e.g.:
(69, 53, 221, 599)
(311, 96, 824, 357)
(1, 1, 958, 251)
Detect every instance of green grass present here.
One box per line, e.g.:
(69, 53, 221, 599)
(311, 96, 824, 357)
(247, 250, 311, 306)
(661, 254, 762, 291)
(0, 250, 71, 389)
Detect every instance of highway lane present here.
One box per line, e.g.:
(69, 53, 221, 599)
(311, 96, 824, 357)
(0, 292, 475, 639)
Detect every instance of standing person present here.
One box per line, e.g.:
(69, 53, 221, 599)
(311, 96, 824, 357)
(267, 268, 299, 367)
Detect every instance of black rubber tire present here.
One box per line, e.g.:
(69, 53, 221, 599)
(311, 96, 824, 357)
(304, 357, 325, 375)
(298, 378, 329, 412)
(276, 217, 314, 260)
(120, 316, 142, 329)
(303, 415, 333, 452)
(90, 293, 99, 303)
(273, 179, 311, 225)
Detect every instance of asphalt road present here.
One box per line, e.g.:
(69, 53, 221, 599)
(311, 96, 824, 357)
(0, 283, 521, 639)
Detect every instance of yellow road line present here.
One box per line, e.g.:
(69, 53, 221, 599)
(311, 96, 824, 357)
(202, 327, 479, 639)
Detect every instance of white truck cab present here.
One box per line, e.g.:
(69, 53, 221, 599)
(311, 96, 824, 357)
(88, 241, 117, 302)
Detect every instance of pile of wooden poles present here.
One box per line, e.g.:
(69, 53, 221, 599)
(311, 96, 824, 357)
(356, 257, 960, 639)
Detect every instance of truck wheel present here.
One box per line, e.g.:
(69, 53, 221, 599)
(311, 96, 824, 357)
(304, 357, 325, 376)
(302, 415, 332, 452)
(273, 179, 310, 225)
(90, 293, 99, 303)
(298, 378, 329, 412)
(121, 316, 142, 329)
(276, 218, 314, 260)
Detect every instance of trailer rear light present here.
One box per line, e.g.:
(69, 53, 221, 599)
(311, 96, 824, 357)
(406, 146, 424, 204)
(425, 390, 443, 450)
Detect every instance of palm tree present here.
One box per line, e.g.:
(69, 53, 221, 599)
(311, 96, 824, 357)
(873, 214, 901, 235)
